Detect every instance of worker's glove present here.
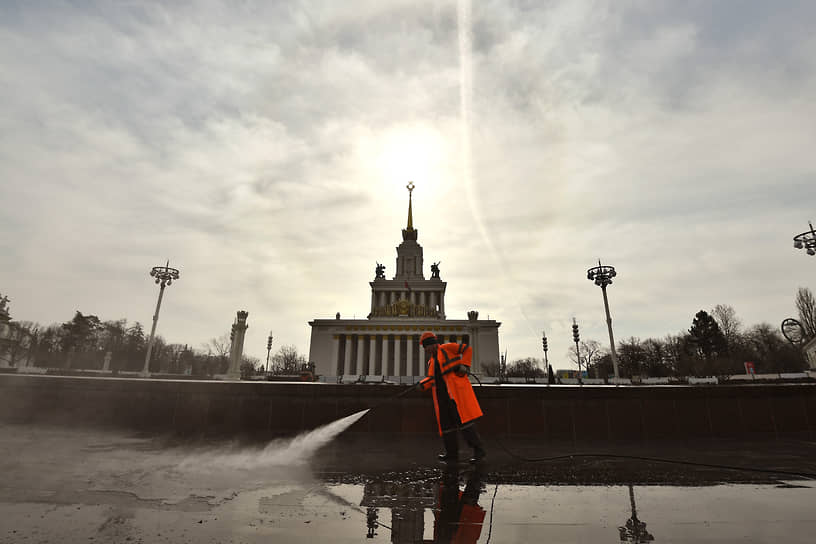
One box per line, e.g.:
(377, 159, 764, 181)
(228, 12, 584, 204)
(454, 364, 468, 377)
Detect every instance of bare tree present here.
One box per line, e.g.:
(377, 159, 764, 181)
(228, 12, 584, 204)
(505, 357, 545, 378)
(481, 361, 501, 377)
(270, 344, 307, 375)
(796, 287, 816, 340)
(617, 337, 649, 377)
(205, 333, 231, 358)
(566, 339, 604, 375)
(0, 321, 40, 367)
(240, 355, 262, 379)
(711, 304, 742, 350)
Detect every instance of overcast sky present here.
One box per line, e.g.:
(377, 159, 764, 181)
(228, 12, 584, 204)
(1, 1, 815, 368)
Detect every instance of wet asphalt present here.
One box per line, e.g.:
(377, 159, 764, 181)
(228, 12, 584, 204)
(2, 423, 816, 543)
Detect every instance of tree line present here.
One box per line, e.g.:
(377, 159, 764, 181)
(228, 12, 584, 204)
(490, 288, 815, 379)
(0, 310, 307, 377)
(3, 288, 813, 379)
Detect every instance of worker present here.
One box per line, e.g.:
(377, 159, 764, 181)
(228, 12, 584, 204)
(418, 331, 487, 464)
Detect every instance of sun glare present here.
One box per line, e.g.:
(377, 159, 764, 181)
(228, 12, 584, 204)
(372, 124, 452, 192)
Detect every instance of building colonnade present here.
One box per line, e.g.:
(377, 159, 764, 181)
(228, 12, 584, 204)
(333, 332, 467, 376)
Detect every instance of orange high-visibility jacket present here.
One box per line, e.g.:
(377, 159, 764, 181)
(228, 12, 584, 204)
(419, 342, 483, 435)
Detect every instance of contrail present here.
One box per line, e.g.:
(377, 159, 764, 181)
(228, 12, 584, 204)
(458, 0, 537, 338)
(458, 0, 490, 255)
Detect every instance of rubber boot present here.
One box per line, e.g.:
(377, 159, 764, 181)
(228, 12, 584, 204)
(462, 426, 486, 464)
(437, 432, 459, 463)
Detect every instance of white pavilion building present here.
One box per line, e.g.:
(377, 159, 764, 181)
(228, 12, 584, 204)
(308, 184, 501, 380)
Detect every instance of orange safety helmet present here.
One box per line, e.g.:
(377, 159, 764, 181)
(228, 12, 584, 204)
(420, 331, 437, 347)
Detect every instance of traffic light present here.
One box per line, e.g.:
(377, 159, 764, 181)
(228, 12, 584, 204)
(572, 319, 580, 344)
(542, 335, 548, 352)
(267, 335, 273, 350)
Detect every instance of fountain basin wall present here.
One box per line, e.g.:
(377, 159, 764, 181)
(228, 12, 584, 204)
(1, 374, 814, 441)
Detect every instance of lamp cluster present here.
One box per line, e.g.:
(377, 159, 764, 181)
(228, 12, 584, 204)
(150, 262, 180, 286)
(793, 221, 816, 256)
(587, 260, 617, 287)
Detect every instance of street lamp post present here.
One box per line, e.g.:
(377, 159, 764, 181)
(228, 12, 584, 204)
(141, 261, 180, 377)
(793, 221, 816, 257)
(587, 260, 621, 379)
(265, 331, 273, 376)
(541, 330, 549, 384)
(572, 318, 582, 382)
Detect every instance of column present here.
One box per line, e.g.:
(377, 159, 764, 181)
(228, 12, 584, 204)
(382, 335, 390, 376)
(368, 335, 377, 376)
(393, 335, 401, 376)
(418, 336, 427, 375)
(471, 326, 479, 374)
(343, 335, 353, 375)
(332, 335, 341, 375)
(227, 311, 249, 380)
(406, 335, 414, 376)
(357, 335, 366, 375)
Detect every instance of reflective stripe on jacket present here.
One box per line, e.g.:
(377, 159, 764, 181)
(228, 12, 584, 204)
(419, 342, 483, 436)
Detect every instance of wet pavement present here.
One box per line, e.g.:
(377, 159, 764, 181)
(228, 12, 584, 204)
(2, 423, 816, 543)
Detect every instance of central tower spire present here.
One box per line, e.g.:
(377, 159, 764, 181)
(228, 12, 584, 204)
(401, 181, 418, 242)
(395, 182, 423, 278)
(406, 181, 415, 231)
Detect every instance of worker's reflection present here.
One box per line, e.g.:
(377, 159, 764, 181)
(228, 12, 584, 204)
(432, 466, 486, 543)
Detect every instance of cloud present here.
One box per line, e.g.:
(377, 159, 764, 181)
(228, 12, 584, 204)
(1, 0, 815, 367)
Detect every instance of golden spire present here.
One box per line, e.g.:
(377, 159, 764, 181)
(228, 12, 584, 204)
(406, 182, 415, 230)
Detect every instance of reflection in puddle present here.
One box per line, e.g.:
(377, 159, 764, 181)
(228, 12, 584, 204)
(359, 468, 486, 542)
(317, 470, 816, 543)
(619, 485, 654, 543)
(356, 467, 486, 543)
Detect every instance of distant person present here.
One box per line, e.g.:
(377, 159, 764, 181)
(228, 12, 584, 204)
(418, 331, 486, 464)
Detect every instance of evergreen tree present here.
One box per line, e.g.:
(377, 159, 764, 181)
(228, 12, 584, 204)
(688, 310, 727, 360)
(60, 311, 102, 352)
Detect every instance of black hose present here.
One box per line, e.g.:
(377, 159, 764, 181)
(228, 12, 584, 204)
(492, 441, 816, 480)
